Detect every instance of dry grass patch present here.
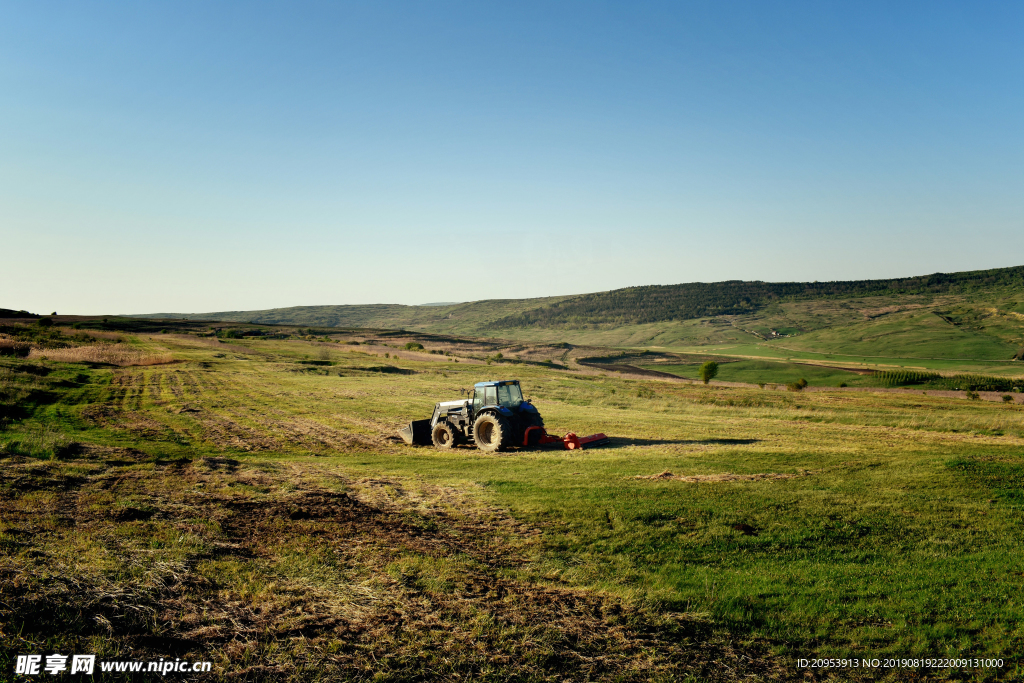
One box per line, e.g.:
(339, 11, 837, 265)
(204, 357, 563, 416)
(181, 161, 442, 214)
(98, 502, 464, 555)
(28, 344, 174, 366)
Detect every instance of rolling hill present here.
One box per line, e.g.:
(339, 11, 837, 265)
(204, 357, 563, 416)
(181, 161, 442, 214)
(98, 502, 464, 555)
(134, 265, 1024, 362)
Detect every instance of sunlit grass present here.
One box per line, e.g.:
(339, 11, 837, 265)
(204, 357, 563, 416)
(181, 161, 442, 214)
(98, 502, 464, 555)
(2, 331, 1023, 680)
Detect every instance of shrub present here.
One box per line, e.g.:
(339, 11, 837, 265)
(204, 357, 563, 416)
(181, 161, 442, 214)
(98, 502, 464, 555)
(0, 341, 30, 357)
(1002, 395, 1014, 403)
(787, 379, 808, 392)
(405, 342, 424, 351)
(699, 361, 719, 384)
(965, 390, 980, 400)
(37, 317, 53, 328)
(838, 382, 848, 388)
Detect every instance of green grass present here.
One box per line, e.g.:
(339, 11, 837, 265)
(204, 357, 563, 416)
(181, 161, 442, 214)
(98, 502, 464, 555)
(657, 341, 1024, 375)
(648, 359, 876, 387)
(2, 328, 1023, 681)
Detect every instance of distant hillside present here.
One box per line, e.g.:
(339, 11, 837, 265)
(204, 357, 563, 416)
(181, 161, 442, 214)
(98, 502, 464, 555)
(135, 296, 575, 332)
(0, 308, 40, 318)
(492, 266, 1024, 329)
(133, 265, 1024, 361)
(139, 266, 1024, 331)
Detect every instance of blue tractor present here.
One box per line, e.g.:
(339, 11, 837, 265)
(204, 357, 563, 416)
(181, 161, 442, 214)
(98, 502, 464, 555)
(399, 380, 546, 452)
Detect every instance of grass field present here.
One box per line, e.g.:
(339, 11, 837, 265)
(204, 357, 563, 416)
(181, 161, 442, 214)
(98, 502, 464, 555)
(656, 342, 1024, 377)
(647, 360, 876, 388)
(2, 327, 1024, 681)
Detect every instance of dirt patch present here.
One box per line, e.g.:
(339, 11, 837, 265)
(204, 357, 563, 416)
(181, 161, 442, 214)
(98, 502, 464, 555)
(200, 456, 240, 471)
(636, 470, 813, 483)
(857, 303, 929, 319)
(111, 506, 155, 522)
(189, 411, 281, 452)
(358, 343, 484, 365)
(0, 465, 87, 493)
(76, 443, 149, 463)
(80, 404, 119, 424)
(578, 362, 686, 379)
(792, 362, 875, 375)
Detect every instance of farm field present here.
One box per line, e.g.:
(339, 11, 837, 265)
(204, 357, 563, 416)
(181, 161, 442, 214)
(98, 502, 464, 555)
(657, 344, 1024, 378)
(2, 326, 1024, 681)
(634, 359, 1024, 393)
(646, 360, 876, 388)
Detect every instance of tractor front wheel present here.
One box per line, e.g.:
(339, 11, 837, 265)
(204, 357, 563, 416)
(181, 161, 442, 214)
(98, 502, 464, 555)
(431, 421, 458, 449)
(473, 413, 511, 452)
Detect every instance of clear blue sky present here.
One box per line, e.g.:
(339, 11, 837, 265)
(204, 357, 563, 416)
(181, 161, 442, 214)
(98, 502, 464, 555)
(2, 1, 1022, 314)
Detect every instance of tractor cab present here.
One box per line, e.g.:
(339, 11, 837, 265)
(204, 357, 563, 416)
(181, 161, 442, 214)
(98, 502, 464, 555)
(472, 380, 524, 413)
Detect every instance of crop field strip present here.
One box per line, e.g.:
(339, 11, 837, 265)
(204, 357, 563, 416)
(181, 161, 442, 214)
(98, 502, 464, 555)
(2, 326, 1024, 681)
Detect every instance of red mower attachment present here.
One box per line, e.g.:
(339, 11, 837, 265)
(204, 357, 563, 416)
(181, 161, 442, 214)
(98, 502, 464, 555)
(523, 426, 610, 450)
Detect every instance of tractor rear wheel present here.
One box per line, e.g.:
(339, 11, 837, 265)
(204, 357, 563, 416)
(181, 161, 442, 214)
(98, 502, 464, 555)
(522, 410, 545, 447)
(473, 413, 511, 452)
(523, 410, 544, 429)
(431, 421, 458, 449)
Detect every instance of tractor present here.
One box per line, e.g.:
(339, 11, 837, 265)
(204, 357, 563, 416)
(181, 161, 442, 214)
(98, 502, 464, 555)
(399, 379, 608, 452)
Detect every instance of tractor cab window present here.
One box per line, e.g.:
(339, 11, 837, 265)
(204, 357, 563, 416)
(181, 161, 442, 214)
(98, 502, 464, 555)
(473, 388, 484, 412)
(484, 386, 497, 406)
(497, 383, 523, 407)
